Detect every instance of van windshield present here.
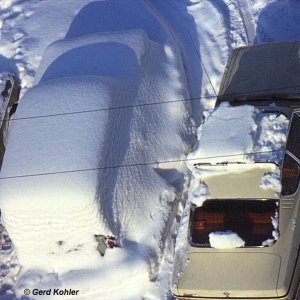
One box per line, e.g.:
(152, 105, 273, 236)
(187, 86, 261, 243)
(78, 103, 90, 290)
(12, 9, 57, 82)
(190, 199, 278, 247)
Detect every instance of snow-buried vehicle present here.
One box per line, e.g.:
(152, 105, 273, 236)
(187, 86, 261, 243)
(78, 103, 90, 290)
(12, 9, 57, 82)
(173, 42, 300, 299)
(0, 17, 192, 296)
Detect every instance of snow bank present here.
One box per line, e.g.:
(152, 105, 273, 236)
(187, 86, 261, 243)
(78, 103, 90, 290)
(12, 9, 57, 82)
(172, 200, 191, 287)
(15, 248, 158, 300)
(209, 231, 245, 249)
(0, 223, 19, 295)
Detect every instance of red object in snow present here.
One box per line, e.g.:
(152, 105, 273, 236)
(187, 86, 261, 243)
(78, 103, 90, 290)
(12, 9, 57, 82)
(107, 237, 116, 249)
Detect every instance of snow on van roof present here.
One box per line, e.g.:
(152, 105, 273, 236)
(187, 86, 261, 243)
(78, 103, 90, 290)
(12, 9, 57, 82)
(187, 102, 289, 166)
(191, 163, 280, 202)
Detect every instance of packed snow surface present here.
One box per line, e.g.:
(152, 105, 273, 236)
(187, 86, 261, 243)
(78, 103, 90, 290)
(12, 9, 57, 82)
(209, 231, 245, 249)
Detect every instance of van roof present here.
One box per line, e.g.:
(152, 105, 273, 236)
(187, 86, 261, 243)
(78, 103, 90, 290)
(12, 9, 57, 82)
(195, 162, 280, 200)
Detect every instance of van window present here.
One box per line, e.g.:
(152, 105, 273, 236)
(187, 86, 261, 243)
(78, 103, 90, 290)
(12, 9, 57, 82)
(281, 153, 300, 195)
(286, 112, 300, 160)
(282, 112, 300, 195)
(190, 200, 278, 247)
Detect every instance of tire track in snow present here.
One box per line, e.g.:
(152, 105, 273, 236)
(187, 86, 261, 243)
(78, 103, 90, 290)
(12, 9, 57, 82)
(210, 0, 255, 49)
(236, 0, 256, 44)
(184, 0, 231, 100)
(207, 0, 234, 54)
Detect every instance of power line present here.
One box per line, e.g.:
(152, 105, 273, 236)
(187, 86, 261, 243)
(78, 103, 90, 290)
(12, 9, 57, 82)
(187, 31, 217, 97)
(0, 149, 284, 180)
(5, 83, 300, 122)
(7, 95, 215, 122)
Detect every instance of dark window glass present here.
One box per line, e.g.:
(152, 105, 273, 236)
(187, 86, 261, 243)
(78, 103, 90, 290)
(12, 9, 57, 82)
(190, 200, 278, 247)
(286, 113, 300, 160)
(281, 154, 300, 195)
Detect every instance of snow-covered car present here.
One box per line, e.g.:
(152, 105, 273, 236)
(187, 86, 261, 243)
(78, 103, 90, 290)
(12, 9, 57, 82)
(173, 42, 300, 299)
(0, 13, 191, 297)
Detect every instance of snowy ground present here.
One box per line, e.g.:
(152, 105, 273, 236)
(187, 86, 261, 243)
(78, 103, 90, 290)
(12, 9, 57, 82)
(0, 0, 299, 299)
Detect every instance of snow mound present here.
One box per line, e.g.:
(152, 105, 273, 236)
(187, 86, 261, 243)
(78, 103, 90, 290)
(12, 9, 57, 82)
(209, 231, 245, 249)
(262, 210, 279, 247)
(256, 0, 300, 43)
(1, 77, 116, 178)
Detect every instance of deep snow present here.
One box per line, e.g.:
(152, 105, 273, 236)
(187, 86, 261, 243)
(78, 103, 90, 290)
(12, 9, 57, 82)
(1, 1, 193, 299)
(0, 0, 299, 299)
